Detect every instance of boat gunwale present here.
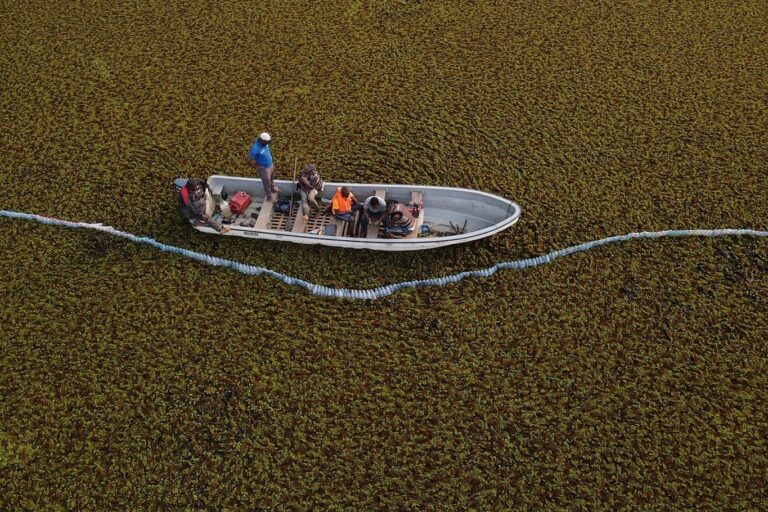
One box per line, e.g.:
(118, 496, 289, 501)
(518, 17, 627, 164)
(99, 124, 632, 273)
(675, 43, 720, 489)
(200, 175, 522, 247)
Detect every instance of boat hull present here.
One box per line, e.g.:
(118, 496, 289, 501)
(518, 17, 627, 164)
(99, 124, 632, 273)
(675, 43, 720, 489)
(187, 175, 521, 251)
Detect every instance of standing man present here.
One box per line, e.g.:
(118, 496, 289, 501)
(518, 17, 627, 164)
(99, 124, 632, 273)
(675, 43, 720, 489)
(247, 132, 279, 202)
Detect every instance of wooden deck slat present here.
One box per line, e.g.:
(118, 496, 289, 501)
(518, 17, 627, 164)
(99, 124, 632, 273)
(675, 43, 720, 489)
(254, 198, 274, 228)
(327, 217, 346, 237)
(291, 210, 308, 233)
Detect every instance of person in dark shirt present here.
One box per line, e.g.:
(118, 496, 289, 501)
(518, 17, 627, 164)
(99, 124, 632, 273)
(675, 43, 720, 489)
(298, 164, 323, 221)
(179, 178, 231, 234)
(383, 202, 416, 238)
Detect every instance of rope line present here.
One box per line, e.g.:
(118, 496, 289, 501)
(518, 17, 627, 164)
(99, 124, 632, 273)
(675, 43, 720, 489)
(1, 209, 766, 300)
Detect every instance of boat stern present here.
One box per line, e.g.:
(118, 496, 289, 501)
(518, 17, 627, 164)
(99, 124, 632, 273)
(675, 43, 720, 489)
(173, 177, 188, 193)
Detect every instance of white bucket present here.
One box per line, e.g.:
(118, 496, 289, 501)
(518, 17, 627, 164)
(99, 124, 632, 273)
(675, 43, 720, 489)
(219, 201, 232, 218)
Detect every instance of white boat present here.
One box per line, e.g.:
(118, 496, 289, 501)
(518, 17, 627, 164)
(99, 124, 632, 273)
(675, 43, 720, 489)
(175, 175, 521, 251)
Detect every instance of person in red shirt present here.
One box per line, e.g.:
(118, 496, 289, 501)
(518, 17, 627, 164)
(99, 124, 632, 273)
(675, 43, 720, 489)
(178, 179, 231, 234)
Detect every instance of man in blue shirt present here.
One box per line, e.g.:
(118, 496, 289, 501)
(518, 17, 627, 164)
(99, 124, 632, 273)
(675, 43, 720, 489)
(246, 132, 279, 202)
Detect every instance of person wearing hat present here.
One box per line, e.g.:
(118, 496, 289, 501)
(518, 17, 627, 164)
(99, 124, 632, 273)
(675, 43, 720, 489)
(247, 132, 279, 202)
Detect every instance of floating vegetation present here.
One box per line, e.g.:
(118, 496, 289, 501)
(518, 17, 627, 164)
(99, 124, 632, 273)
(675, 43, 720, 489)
(0, 0, 766, 509)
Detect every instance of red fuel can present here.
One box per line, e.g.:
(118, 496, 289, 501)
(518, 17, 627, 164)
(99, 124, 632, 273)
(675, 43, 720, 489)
(229, 191, 252, 215)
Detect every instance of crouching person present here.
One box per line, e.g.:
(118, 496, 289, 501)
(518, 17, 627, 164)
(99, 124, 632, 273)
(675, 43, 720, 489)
(298, 164, 324, 221)
(178, 178, 231, 234)
(383, 201, 416, 238)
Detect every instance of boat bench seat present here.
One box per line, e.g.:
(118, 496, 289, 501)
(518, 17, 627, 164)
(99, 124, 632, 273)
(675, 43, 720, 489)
(254, 197, 274, 229)
(326, 216, 346, 237)
(366, 189, 386, 239)
(406, 191, 424, 239)
(291, 209, 308, 233)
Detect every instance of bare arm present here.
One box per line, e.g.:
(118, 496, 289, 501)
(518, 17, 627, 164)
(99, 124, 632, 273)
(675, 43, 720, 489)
(245, 155, 264, 171)
(202, 215, 227, 233)
(190, 197, 228, 233)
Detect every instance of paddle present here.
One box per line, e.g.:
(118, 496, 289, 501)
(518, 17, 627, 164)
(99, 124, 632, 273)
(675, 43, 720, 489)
(285, 156, 299, 231)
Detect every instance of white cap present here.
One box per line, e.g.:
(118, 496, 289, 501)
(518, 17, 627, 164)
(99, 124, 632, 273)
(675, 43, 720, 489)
(259, 132, 271, 143)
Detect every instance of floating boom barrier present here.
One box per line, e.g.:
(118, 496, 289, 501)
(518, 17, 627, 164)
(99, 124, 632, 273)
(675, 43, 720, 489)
(1, 210, 766, 300)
